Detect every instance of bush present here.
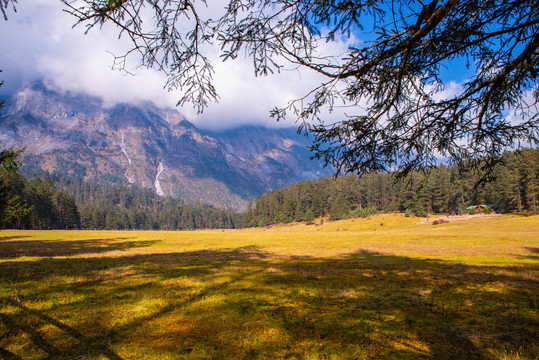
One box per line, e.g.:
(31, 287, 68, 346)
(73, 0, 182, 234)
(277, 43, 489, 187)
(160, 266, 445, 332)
(303, 211, 315, 224)
(349, 206, 378, 218)
(413, 205, 428, 218)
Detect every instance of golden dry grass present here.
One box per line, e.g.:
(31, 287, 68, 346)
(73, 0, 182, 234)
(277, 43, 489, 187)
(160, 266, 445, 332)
(0, 214, 537, 359)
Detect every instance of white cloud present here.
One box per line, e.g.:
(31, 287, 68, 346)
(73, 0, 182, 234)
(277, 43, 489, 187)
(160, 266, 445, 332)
(504, 86, 538, 127)
(0, 1, 173, 105)
(5, 1, 531, 136)
(0, 0, 360, 129)
(431, 81, 464, 102)
(195, 57, 325, 129)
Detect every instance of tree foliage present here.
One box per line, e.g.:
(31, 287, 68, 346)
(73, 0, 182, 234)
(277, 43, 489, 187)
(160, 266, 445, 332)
(38, 172, 243, 230)
(0, 165, 242, 229)
(0, 0, 16, 21)
(1, 0, 538, 175)
(0, 150, 30, 228)
(243, 148, 539, 227)
(0, 150, 74, 229)
(0, 75, 31, 227)
(0, 69, 5, 110)
(47, 0, 539, 175)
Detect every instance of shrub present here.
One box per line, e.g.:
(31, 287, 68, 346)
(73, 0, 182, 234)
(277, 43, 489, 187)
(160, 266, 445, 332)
(413, 205, 428, 218)
(349, 206, 378, 218)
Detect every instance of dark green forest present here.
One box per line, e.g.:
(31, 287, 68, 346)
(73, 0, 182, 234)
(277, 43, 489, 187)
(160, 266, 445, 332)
(243, 148, 539, 227)
(49, 174, 242, 230)
(1, 148, 538, 230)
(0, 152, 80, 230)
(0, 151, 241, 230)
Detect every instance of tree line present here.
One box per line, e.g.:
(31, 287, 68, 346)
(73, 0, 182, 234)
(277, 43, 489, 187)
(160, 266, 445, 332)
(243, 148, 539, 227)
(48, 174, 242, 230)
(2, 147, 538, 230)
(1, 150, 242, 230)
(1, 152, 80, 229)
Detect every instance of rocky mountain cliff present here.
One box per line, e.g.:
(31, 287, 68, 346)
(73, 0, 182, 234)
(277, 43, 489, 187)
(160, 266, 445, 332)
(0, 81, 332, 210)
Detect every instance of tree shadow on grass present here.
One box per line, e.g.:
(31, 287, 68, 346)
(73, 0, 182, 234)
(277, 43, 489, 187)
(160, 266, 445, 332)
(0, 245, 537, 359)
(522, 247, 539, 259)
(0, 246, 270, 359)
(267, 253, 538, 359)
(0, 238, 160, 258)
(0, 235, 31, 242)
(1, 298, 124, 360)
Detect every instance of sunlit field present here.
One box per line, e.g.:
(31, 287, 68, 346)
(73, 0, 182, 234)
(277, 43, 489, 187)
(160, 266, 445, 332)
(1, 214, 537, 359)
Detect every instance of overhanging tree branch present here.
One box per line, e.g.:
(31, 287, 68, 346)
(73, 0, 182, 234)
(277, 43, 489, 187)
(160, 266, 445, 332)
(3, 0, 538, 176)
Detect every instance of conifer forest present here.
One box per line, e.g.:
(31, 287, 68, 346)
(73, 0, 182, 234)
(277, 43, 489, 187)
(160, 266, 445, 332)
(1, 148, 538, 230)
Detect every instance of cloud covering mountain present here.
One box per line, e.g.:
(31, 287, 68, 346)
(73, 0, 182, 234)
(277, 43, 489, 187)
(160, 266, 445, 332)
(0, 0, 337, 130)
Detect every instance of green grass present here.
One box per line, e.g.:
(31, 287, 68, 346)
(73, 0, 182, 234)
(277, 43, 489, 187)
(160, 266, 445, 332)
(0, 214, 537, 359)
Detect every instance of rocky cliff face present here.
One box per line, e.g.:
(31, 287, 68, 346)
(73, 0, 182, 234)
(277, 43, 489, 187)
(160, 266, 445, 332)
(0, 81, 332, 210)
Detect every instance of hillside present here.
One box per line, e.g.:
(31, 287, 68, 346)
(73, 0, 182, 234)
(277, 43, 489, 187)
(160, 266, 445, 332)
(0, 81, 332, 211)
(244, 148, 539, 227)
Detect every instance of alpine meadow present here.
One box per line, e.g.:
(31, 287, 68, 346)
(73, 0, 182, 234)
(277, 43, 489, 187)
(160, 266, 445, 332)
(1, 0, 539, 359)
(0, 215, 538, 359)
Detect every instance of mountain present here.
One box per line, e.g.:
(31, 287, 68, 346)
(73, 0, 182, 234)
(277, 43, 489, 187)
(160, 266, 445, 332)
(0, 81, 332, 210)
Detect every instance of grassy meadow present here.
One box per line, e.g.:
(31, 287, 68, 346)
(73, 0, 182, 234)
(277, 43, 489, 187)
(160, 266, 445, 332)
(0, 214, 537, 359)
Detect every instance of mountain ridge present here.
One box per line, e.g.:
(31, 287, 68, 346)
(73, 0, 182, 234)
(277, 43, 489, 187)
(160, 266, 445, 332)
(0, 80, 333, 211)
